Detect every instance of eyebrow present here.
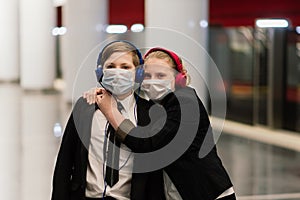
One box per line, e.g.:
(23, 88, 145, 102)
(105, 62, 133, 65)
(120, 62, 133, 65)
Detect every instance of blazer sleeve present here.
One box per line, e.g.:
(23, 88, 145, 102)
(121, 88, 201, 153)
(51, 112, 78, 200)
(51, 97, 95, 200)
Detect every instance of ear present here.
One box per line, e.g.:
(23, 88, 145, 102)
(175, 73, 187, 88)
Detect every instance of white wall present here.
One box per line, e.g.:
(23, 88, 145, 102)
(0, 0, 19, 81)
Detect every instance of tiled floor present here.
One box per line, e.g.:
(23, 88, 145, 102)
(1, 83, 300, 200)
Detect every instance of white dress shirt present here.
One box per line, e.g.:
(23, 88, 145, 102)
(163, 171, 234, 200)
(86, 93, 137, 200)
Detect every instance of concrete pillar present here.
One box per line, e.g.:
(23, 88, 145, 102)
(19, 0, 56, 89)
(0, 0, 19, 81)
(60, 0, 108, 103)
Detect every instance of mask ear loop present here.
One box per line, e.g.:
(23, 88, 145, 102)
(95, 65, 107, 89)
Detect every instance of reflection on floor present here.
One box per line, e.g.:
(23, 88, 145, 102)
(1, 83, 300, 200)
(218, 134, 300, 199)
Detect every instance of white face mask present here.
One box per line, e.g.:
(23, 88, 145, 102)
(141, 79, 173, 100)
(101, 68, 135, 96)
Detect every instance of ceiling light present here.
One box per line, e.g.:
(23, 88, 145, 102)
(105, 25, 127, 34)
(256, 19, 289, 28)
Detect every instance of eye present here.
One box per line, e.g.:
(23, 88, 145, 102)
(105, 64, 115, 69)
(157, 73, 166, 79)
(121, 65, 131, 70)
(144, 73, 151, 79)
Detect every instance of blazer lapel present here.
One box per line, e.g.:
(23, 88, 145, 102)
(72, 97, 96, 148)
(136, 96, 151, 127)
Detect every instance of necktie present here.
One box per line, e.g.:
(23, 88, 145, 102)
(105, 102, 124, 187)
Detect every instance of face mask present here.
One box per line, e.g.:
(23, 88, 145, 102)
(101, 68, 135, 96)
(141, 79, 173, 100)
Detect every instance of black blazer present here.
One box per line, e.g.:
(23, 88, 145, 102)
(51, 96, 165, 200)
(123, 87, 234, 200)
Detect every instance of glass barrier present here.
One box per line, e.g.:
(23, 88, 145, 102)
(209, 26, 300, 133)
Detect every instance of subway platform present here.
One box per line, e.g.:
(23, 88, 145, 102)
(1, 83, 300, 200)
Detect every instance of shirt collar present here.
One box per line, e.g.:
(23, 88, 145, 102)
(117, 93, 136, 113)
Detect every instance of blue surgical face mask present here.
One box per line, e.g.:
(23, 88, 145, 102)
(101, 68, 135, 96)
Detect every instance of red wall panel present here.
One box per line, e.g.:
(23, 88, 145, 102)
(109, 0, 144, 27)
(209, 0, 300, 27)
(109, 0, 300, 28)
